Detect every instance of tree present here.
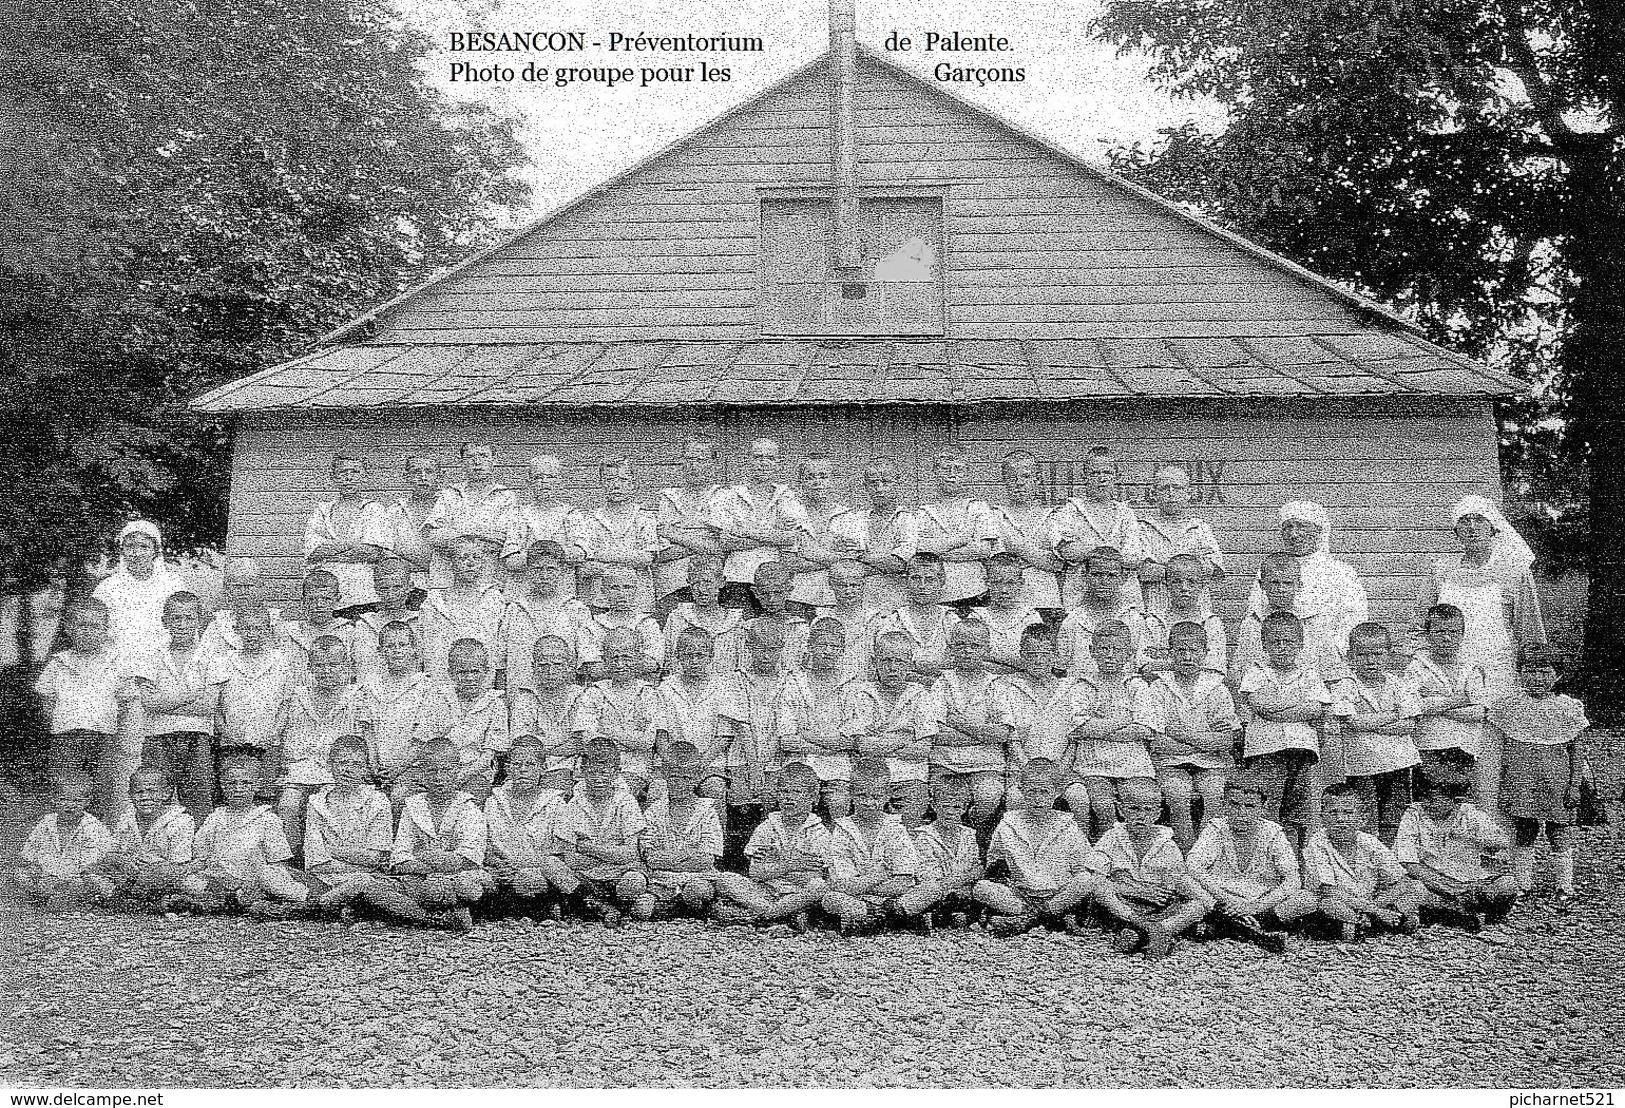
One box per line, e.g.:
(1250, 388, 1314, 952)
(0, 0, 531, 591)
(1092, 0, 1625, 717)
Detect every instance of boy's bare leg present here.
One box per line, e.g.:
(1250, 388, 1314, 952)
(678, 877, 717, 913)
(753, 880, 825, 922)
(1159, 769, 1196, 851)
(1272, 889, 1318, 925)
(1041, 874, 1095, 918)
(616, 869, 655, 921)
(895, 878, 948, 918)
(276, 788, 307, 862)
(821, 889, 876, 926)
(972, 879, 1027, 916)
(713, 871, 774, 916)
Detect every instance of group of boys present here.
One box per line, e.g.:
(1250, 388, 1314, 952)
(14, 438, 1524, 952)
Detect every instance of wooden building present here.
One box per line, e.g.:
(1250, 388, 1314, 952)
(191, 29, 1518, 629)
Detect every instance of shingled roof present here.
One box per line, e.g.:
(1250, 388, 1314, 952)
(192, 49, 1517, 416)
(191, 334, 1516, 413)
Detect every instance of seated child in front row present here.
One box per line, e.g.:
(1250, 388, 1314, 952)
(100, 765, 196, 903)
(180, 754, 311, 914)
(1186, 776, 1316, 953)
(643, 742, 771, 920)
(382, 739, 486, 931)
(976, 758, 1095, 936)
(484, 737, 575, 916)
(1301, 783, 1423, 940)
(1394, 766, 1517, 932)
(1085, 777, 1212, 959)
(300, 735, 395, 913)
(1492, 642, 1588, 906)
(738, 762, 832, 930)
(894, 773, 985, 929)
(15, 771, 114, 910)
(556, 738, 653, 927)
(821, 759, 922, 933)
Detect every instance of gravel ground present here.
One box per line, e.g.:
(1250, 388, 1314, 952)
(1, 813, 1621, 1088)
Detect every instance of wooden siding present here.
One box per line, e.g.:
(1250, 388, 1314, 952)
(226, 399, 1502, 639)
(372, 58, 1373, 345)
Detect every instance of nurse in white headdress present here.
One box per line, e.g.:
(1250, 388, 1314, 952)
(1247, 500, 1370, 678)
(91, 520, 187, 656)
(1413, 495, 1546, 810)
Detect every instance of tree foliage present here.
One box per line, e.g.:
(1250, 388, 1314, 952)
(0, 0, 531, 589)
(1092, 0, 1625, 708)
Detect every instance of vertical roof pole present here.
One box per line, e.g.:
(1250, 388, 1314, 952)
(829, 0, 864, 278)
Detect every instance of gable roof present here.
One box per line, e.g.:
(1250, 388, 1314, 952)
(193, 48, 1516, 415)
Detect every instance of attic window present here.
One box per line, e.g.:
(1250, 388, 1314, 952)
(758, 196, 944, 336)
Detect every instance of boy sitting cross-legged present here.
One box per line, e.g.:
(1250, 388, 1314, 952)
(1394, 766, 1517, 932)
(300, 735, 396, 915)
(975, 758, 1096, 936)
(99, 765, 196, 905)
(15, 771, 114, 911)
(173, 754, 311, 916)
(484, 737, 575, 919)
(893, 773, 986, 930)
(1186, 776, 1317, 953)
(556, 738, 654, 927)
(734, 761, 832, 931)
(1085, 777, 1212, 959)
(643, 742, 772, 920)
(821, 758, 922, 934)
(376, 739, 486, 931)
(1301, 783, 1424, 940)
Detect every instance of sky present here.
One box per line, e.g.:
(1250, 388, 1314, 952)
(403, 0, 1224, 221)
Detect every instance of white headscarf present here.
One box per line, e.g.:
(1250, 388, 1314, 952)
(1250, 500, 1369, 643)
(93, 519, 185, 653)
(1449, 495, 1535, 574)
(114, 520, 167, 577)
